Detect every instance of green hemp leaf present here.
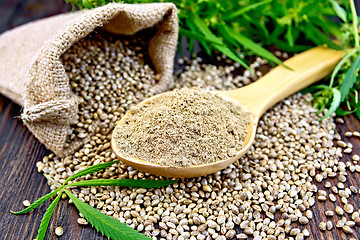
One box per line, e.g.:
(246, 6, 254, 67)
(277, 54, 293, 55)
(11, 160, 177, 240)
(64, 0, 360, 120)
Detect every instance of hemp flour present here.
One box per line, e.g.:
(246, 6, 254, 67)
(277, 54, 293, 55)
(113, 88, 250, 167)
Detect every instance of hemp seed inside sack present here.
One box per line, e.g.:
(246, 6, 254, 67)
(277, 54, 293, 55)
(61, 31, 156, 148)
(114, 88, 250, 167)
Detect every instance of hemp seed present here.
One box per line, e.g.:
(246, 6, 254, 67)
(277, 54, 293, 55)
(325, 210, 334, 217)
(342, 225, 354, 234)
(319, 222, 326, 231)
(55, 226, 64, 236)
(35, 36, 359, 240)
(326, 221, 333, 230)
(77, 218, 88, 225)
(23, 200, 31, 207)
(344, 204, 354, 214)
(299, 216, 309, 225)
(336, 206, 344, 216)
(336, 219, 346, 228)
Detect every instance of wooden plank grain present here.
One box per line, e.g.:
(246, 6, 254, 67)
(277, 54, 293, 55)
(305, 114, 360, 240)
(0, 0, 71, 33)
(0, 96, 105, 240)
(0, 98, 49, 240)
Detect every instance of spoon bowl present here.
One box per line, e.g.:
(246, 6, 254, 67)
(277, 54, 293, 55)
(112, 47, 344, 178)
(111, 107, 257, 177)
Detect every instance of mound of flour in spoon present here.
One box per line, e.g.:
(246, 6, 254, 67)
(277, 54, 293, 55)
(113, 88, 250, 167)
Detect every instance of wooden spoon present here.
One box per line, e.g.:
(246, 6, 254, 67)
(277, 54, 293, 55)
(111, 46, 344, 178)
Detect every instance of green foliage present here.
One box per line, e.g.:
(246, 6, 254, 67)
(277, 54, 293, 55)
(308, 50, 360, 119)
(63, 160, 119, 185)
(188, 10, 250, 69)
(321, 88, 341, 120)
(11, 160, 176, 239)
(221, 25, 288, 69)
(64, 0, 360, 120)
(36, 191, 63, 240)
(223, 0, 272, 21)
(329, 48, 358, 87)
(339, 54, 360, 102)
(11, 188, 61, 214)
(330, 0, 347, 22)
(66, 190, 151, 240)
(67, 0, 349, 61)
(306, 0, 360, 120)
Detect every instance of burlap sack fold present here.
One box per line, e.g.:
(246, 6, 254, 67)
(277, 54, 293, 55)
(0, 3, 178, 157)
(0, 12, 81, 106)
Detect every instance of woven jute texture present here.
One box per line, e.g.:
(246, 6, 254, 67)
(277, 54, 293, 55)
(0, 3, 178, 157)
(0, 12, 79, 106)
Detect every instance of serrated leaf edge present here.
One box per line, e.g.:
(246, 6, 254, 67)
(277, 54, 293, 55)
(63, 160, 118, 185)
(36, 190, 63, 240)
(65, 189, 151, 240)
(11, 188, 61, 215)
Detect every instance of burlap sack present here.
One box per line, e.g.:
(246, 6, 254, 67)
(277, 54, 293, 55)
(0, 3, 178, 157)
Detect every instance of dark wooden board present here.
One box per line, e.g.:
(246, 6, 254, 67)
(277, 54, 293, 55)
(1, 1, 360, 240)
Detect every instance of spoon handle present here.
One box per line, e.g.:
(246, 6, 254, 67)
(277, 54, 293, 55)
(223, 47, 345, 117)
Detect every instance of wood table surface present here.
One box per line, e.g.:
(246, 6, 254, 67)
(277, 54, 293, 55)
(1, 1, 360, 240)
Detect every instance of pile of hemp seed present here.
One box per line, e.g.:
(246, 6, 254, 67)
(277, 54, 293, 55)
(35, 31, 360, 240)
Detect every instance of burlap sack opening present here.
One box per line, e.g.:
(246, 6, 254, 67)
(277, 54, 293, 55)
(0, 3, 178, 157)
